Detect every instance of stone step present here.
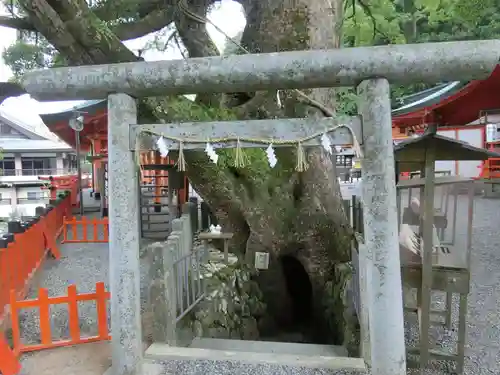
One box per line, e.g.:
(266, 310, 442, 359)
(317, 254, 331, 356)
(143, 342, 367, 374)
(189, 337, 348, 357)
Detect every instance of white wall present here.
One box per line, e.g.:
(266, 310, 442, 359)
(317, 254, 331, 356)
(0, 186, 49, 219)
(0, 187, 15, 218)
(468, 114, 500, 143)
(17, 186, 45, 199)
(437, 127, 484, 178)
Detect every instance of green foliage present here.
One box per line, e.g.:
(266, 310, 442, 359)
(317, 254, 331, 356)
(343, 0, 500, 47)
(152, 96, 273, 182)
(337, 0, 500, 113)
(2, 42, 45, 78)
(2, 29, 61, 78)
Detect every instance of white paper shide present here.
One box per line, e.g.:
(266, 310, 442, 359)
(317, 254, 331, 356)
(266, 144, 277, 168)
(205, 142, 219, 164)
(321, 133, 333, 155)
(156, 136, 170, 157)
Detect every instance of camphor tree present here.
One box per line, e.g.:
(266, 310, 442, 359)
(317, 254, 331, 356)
(1, 0, 499, 348)
(1, 0, 355, 346)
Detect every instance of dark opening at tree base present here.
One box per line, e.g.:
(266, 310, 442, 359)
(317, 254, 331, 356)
(259, 255, 327, 344)
(280, 255, 313, 326)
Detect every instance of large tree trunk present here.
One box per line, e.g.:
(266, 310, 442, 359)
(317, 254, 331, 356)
(11, 0, 354, 347)
(219, 0, 352, 343)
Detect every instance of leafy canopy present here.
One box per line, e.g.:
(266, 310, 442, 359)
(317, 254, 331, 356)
(2, 0, 500, 111)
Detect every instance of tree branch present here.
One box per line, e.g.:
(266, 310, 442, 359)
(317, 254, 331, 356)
(175, 0, 221, 106)
(0, 1, 177, 41)
(0, 15, 36, 30)
(17, 0, 96, 65)
(91, 0, 168, 21)
(112, 7, 177, 40)
(43, 0, 139, 63)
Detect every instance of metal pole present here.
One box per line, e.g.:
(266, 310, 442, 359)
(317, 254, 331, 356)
(357, 78, 407, 375)
(90, 141, 96, 197)
(75, 129, 84, 216)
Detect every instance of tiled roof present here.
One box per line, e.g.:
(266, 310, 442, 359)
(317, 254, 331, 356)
(0, 138, 72, 152)
(0, 109, 61, 141)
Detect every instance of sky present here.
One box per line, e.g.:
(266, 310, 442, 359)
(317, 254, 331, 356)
(0, 0, 245, 130)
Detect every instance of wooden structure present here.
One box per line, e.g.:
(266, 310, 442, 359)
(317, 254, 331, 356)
(0, 335, 20, 375)
(198, 231, 234, 264)
(392, 64, 500, 183)
(394, 131, 500, 373)
(9, 282, 110, 354)
(39, 175, 80, 207)
(62, 216, 109, 243)
(39, 105, 189, 214)
(392, 65, 500, 129)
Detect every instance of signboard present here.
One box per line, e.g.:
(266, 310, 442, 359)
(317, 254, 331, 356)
(254, 252, 270, 270)
(340, 181, 362, 200)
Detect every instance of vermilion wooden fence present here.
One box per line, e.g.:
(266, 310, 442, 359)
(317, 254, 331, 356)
(62, 216, 109, 243)
(9, 282, 110, 354)
(39, 175, 80, 207)
(0, 334, 20, 375)
(0, 195, 71, 325)
(0, 194, 72, 374)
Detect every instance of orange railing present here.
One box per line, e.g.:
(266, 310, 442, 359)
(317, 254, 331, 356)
(39, 176, 80, 207)
(140, 152, 189, 206)
(0, 334, 20, 375)
(0, 194, 72, 325)
(480, 158, 500, 179)
(9, 282, 110, 355)
(62, 216, 109, 243)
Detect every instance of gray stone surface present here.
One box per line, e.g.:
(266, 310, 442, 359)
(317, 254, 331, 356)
(357, 79, 406, 375)
(21, 40, 500, 101)
(144, 358, 367, 375)
(146, 241, 176, 345)
(132, 117, 360, 151)
(107, 93, 143, 375)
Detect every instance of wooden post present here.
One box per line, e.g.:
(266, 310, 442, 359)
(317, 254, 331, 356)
(154, 152, 162, 213)
(419, 142, 436, 370)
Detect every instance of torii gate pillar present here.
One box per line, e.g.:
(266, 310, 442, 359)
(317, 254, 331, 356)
(358, 78, 406, 374)
(107, 93, 143, 375)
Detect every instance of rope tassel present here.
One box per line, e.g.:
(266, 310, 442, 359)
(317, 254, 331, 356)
(176, 141, 186, 171)
(295, 141, 308, 172)
(233, 138, 248, 168)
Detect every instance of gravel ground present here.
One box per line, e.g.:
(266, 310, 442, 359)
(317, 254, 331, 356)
(404, 195, 500, 375)
(16, 220, 110, 346)
(13, 194, 500, 374)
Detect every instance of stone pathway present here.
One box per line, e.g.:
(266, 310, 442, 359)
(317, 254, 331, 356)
(19, 342, 110, 375)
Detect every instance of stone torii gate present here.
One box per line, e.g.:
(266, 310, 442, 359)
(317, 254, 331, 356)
(20, 40, 500, 375)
